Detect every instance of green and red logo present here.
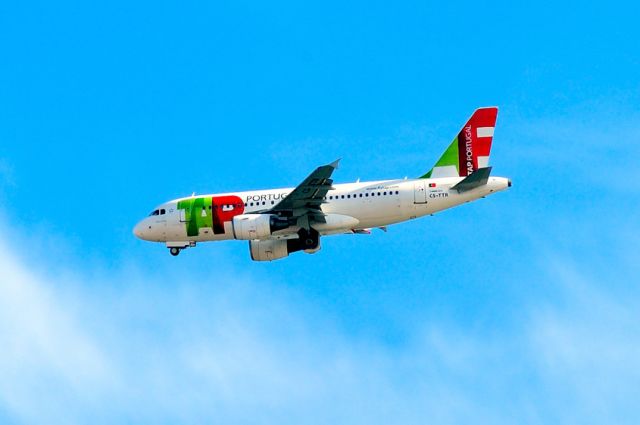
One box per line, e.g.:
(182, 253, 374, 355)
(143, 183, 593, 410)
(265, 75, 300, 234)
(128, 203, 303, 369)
(178, 195, 245, 237)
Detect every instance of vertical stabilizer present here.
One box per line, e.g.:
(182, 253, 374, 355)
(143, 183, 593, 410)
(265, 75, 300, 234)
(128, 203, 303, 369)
(421, 107, 498, 178)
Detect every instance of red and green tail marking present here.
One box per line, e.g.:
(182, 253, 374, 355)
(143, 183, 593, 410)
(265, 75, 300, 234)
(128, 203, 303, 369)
(421, 107, 498, 179)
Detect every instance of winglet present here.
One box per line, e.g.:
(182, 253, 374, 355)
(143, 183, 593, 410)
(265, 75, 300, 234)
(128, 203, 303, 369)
(451, 167, 492, 193)
(328, 158, 341, 169)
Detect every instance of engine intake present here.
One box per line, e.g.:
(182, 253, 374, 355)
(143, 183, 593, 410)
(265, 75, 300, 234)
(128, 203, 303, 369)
(232, 214, 290, 240)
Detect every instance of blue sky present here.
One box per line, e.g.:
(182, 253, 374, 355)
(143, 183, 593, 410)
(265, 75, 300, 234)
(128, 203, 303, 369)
(1, 1, 639, 424)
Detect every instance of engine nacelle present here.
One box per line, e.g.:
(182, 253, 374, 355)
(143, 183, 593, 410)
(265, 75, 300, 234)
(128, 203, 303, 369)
(249, 239, 289, 261)
(232, 214, 290, 240)
(248, 233, 321, 261)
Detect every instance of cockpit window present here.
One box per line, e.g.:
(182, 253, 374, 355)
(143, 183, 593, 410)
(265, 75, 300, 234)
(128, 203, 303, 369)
(149, 209, 160, 216)
(160, 209, 166, 215)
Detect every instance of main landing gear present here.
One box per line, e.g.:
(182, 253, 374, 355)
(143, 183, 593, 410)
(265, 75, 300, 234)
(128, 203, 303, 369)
(297, 228, 320, 250)
(169, 247, 181, 256)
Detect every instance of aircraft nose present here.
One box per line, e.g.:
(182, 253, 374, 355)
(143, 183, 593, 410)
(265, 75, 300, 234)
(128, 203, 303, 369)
(133, 222, 145, 239)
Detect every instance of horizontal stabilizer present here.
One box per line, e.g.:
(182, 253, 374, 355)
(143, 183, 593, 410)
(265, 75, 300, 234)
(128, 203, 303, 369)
(451, 167, 492, 193)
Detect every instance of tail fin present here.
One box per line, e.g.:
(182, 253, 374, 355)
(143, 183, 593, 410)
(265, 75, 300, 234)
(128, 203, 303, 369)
(420, 107, 498, 178)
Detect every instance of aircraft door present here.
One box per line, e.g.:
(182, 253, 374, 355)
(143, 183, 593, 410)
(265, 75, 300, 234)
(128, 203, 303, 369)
(180, 208, 190, 223)
(413, 181, 428, 204)
(164, 206, 184, 240)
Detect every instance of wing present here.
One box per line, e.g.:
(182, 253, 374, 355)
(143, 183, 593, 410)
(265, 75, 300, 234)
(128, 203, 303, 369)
(268, 159, 340, 225)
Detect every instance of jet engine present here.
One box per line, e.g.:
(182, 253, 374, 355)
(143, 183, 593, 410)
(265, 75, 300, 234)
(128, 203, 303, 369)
(232, 214, 290, 240)
(249, 239, 290, 261)
(248, 233, 322, 262)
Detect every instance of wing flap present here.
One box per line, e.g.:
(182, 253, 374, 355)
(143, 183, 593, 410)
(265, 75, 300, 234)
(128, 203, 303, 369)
(270, 160, 340, 216)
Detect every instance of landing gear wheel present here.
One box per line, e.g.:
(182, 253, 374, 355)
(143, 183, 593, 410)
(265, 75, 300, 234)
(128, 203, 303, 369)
(169, 247, 180, 256)
(299, 228, 320, 250)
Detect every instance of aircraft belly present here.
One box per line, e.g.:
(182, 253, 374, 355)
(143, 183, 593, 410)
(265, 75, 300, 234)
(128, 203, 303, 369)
(191, 228, 232, 242)
(323, 198, 403, 230)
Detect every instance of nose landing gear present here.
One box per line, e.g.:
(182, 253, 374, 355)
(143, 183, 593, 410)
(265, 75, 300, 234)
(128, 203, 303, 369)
(166, 241, 196, 257)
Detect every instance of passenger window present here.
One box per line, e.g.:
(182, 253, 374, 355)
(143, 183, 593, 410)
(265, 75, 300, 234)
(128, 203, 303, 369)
(365, 193, 369, 197)
(383, 192, 387, 196)
(396, 190, 399, 195)
(347, 194, 351, 198)
(341, 195, 345, 199)
(377, 192, 381, 196)
(271, 201, 274, 205)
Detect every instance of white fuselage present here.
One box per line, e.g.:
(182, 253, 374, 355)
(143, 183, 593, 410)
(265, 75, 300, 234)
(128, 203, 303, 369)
(133, 176, 510, 244)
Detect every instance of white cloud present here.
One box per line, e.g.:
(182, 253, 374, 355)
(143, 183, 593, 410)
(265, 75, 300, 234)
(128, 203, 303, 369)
(0, 241, 118, 423)
(527, 259, 640, 424)
(0, 220, 639, 424)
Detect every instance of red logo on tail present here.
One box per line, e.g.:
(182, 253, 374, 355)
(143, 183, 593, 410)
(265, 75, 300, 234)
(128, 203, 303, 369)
(457, 107, 497, 176)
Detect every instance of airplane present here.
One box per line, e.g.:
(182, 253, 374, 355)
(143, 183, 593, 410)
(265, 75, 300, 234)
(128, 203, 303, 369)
(133, 107, 511, 261)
